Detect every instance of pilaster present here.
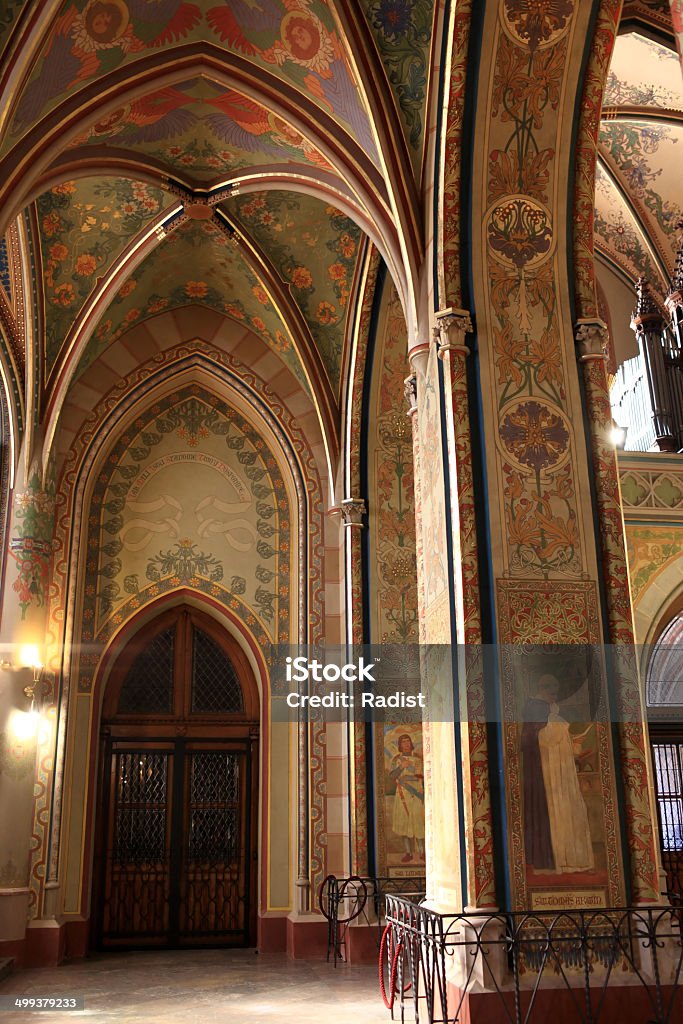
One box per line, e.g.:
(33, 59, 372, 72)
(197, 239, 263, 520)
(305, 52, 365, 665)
(340, 497, 369, 875)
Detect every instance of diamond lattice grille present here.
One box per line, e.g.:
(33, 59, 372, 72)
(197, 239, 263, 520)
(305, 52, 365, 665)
(191, 628, 243, 713)
(188, 752, 239, 861)
(114, 752, 168, 863)
(118, 627, 174, 714)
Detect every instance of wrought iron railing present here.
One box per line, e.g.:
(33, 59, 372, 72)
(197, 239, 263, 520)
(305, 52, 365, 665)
(381, 895, 683, 1023)
(318, 874, 425, 964)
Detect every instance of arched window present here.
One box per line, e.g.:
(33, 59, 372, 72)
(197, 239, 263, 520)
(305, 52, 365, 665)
(647, 612, 683, 710)
(107, 607, 257, 722)
(647, 610, 683, 898)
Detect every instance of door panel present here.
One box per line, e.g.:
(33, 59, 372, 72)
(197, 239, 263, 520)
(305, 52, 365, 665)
(100, 741, 253, 948)
(102, 748, 173, 945)
(179, 749, 250, 942)
(96, 607, 259, 950)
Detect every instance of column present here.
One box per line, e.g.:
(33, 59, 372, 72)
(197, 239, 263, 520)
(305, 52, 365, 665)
(575, 319, 662, 904)
(435, 309, 496, 911)
(340, 497, 369, 876)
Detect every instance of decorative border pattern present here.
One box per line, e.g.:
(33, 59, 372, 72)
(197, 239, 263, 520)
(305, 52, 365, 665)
(572, 0, 621, 321)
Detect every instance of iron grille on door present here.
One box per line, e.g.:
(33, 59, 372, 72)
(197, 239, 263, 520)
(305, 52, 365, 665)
(103, 750, 171, 941)
(180, 751, 248, 939)
(652, 740, 683, 899)
(101, 741, 252, 947)
(97, 609, 257, 950)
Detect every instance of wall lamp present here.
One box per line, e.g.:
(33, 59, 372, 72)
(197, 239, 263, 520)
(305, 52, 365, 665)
(1, 644, 49, 712)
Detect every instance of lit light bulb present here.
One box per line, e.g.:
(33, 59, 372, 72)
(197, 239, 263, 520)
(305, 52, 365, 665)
(10, 707, 39, 741)
(19, 644, 43, 670)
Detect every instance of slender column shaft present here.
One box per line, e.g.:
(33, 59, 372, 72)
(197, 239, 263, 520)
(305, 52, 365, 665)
(576, 320, 660, 903)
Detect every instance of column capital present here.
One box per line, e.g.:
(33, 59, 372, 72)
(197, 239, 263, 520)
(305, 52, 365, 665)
(340, 498, 366, 527)
(435, 307, 473, 353)
(403, 374, 418, 418)
(408, 342, 430, 378)
(574, 318, 609, 361)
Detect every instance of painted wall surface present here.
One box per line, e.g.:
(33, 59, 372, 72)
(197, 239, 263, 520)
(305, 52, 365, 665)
(620, 456, 683, 647)
(366, 278, 423, 877)
(80, 384, 291, 673)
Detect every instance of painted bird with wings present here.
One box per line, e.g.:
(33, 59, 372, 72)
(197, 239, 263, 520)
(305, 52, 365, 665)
(85, 86, 199, 145)
(14, 0, 202, 129)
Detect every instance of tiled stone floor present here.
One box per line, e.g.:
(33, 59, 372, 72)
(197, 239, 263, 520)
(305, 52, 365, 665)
(0, 949, 392, 1023)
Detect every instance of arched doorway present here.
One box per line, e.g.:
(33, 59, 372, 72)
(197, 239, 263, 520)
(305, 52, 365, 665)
(92, 607, 259, 949)
(647, 610, 683, 899)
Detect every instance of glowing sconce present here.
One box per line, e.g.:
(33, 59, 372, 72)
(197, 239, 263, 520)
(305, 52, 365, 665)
(2, 644, 49, 740)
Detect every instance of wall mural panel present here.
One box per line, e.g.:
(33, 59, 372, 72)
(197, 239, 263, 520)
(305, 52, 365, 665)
(228, 190, 362, 391)
(37, 177, 171, 373)
(366, 278, 422, 876)
(67, 77, 333, 180)
(9, 471, 55, 620)
(8, 0, 378, 163)
(76, 383, 290, 695)
(625, 524, 683, 603)
(471, 0, 634, 909)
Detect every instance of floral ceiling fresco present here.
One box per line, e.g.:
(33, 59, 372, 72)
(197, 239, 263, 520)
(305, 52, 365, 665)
(594, 164, 665, 294)
(358, 0, 434, 176)
(8, 0, 378, 164)
(599, 120, 683, 265)
(604, 32, 682, 110)
(76, 218, 308, 386)
(227, 189, 361, 391)
(594, 32, 682, 306)
(37, 176, 172, 374)
(67, 77, 333, 182)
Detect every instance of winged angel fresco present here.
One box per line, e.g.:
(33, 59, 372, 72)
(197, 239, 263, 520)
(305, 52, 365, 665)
(13, 0, 374, 154)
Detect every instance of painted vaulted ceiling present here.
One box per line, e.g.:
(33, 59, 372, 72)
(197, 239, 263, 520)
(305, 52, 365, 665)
(595, 28, 683, 340)
(6, 0, 379, 161)
(0, 0, 677, 469)
(0, 0, 442, 464)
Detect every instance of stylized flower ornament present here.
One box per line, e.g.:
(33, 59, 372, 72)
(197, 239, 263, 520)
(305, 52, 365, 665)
(499, 400, 569, 472)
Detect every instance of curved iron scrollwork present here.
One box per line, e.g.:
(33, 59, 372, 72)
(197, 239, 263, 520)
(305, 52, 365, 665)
(382, 894, 683, 1023)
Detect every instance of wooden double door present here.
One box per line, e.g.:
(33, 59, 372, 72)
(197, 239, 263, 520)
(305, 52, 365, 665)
(94, 609, 259, 949)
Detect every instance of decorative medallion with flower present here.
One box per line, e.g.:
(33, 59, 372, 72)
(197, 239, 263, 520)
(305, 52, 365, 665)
(502, 0, 573, 50)
(499, 400, 570, 473)
(487, 197, 552, 269)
